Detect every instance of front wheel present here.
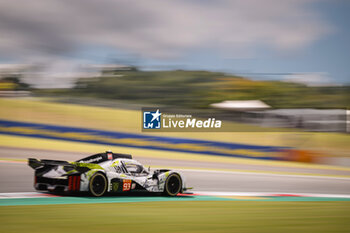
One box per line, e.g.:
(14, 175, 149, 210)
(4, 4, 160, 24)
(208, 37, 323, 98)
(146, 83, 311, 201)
(164, 173, 182, 196)
(89, 173, 107, 197)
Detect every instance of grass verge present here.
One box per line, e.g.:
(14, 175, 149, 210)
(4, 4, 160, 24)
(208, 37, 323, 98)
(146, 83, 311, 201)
(0, 201, 349, 233)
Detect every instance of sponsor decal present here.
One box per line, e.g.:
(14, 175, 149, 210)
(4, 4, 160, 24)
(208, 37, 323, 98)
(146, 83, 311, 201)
(79, 156, 103, 163)
(107, 153, 113, 160)
(122, 179, 132, 191)
(111, 182, 119, 192)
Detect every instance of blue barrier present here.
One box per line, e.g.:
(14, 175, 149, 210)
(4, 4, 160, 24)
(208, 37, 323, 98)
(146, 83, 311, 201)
(0, 120, 287, 160)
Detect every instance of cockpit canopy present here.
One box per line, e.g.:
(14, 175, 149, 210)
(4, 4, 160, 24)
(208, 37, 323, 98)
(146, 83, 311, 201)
(77, 151, 132, 164)
(119, 159, 148, 176)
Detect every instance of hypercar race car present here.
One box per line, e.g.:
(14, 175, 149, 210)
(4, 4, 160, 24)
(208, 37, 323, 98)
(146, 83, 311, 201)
(28, 151, 188, 197)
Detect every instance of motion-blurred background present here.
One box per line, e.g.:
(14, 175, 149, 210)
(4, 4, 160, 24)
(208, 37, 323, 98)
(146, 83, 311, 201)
(0, 1, 349, 232)
(0, 0, 349, 161)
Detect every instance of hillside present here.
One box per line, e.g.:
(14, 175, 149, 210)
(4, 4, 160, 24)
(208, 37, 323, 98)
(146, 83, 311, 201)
(40, 70, 350, 109)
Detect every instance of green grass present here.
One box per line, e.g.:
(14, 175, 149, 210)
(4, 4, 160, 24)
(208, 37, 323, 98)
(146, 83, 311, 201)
(0, 201, 349, 233)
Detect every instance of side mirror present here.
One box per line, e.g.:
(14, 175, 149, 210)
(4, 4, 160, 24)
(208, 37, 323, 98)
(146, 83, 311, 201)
(148, 166, 150, 172)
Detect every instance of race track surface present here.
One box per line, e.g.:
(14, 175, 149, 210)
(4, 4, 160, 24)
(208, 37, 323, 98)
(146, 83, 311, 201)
(1, 147, 350, 195)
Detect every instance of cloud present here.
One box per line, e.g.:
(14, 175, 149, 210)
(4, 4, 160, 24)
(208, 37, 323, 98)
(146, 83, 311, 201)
(0, 0, 332, 61)
(283, 72, 340, 86)
(20, 59, 100, 88)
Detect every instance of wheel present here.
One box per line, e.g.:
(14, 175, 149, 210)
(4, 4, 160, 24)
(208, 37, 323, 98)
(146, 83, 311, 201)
(89, 173, 107, 197)
(164, 173, 182, 196)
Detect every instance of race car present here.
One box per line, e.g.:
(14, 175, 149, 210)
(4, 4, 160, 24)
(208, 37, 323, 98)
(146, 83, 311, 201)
(28, 151, 188, 197)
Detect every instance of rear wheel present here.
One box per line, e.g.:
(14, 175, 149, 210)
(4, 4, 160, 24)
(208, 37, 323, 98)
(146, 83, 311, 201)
(89, 173, 107, 197)
(164, 173, 182, 196)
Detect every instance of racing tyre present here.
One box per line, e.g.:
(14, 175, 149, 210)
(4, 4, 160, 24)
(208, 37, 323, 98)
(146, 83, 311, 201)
(89, 173, 107, 197)
(164, 173, 182, 196)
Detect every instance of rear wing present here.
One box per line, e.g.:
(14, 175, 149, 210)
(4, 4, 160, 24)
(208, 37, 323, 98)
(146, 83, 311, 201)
(28, 158, 103, 173)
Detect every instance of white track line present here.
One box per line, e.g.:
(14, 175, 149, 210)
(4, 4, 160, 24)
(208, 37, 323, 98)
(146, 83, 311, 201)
(0, 160, 26, 164)
(193, 191, 350, 198)
(0, 192, 60, 199)
(176, 168, 350, 181)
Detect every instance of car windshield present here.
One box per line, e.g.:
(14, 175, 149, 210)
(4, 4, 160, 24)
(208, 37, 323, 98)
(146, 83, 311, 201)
(125, 163, 148, 176)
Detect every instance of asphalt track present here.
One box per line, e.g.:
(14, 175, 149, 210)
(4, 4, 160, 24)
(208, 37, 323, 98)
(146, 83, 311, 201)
(1, 147, 350, 195)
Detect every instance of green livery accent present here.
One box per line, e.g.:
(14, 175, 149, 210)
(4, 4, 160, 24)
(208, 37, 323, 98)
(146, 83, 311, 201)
(111, 160, 119, 167)
(85, 169, 103, 179)
(70, 162, 103, 170)
(66, 169, 78, 175)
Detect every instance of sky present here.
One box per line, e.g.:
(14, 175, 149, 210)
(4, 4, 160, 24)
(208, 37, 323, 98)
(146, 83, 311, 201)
(0, 0, 349, 86)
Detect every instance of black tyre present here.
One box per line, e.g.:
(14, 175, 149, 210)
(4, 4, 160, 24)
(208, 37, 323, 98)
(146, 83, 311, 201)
(164, 173, 182, 196)
(89, 173, 107, 197)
